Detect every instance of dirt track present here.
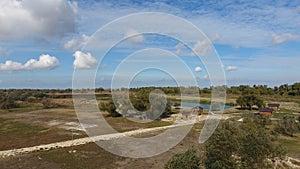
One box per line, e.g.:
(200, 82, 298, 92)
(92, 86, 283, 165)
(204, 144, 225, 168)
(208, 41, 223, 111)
(0, 122, 193, 158)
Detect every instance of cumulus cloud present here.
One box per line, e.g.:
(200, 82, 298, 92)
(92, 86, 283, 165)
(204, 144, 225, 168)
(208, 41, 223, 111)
(0, 0, 78, 40)
(194, 66, 202, 72)
(0, 54, 59, 72)
(271, 33, 300, 44)
(73, 51, 98, 69)
(63, 34, 90, 50)
(175, 43, 184, 55)
(124, 29, 144, 43)
(191, 39, 212, 56)
(226, 66, 238, 71)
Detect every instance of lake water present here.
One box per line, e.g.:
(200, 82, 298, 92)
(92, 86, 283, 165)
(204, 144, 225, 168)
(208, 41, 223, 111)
(179, 101, 233, 110)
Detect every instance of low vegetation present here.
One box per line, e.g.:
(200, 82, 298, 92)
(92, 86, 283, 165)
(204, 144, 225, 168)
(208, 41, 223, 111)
(275, 115, 300, 137)
(165, 119, 286, 169)
(164, 148, 200, 169)
(0, 83, 300, 168)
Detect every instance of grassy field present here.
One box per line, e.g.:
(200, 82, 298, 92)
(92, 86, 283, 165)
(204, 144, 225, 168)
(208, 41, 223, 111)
(0, 123, 203, 169)
(0, 93, 299, 168)
(105, 116, 171, 132)
(0, 118, 83, 151)
(278, 133, 300, 159)
(0, 102, 43, 114)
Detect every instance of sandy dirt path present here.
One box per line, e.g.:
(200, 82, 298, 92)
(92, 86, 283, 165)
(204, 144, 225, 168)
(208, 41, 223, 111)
(0, 121, 194, 158)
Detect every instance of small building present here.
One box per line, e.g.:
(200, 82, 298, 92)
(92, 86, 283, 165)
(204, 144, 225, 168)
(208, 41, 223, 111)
(258, 108, 273, 116)
(191, 106, 204, 115)
(267, 103, 280, 110)
(181, 111, 191, 119)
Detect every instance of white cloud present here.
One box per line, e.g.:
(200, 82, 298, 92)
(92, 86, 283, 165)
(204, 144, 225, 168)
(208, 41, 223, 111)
(271, 33, 300, 44)
(78, 1, 300, 48)
(226, 66, 238, 71)
(175, 43, 184, 55)
(0, 0, 78, 40)
(0, 54, 59, 72)
(194, 66, 202, 72)
(63, 34, 90, 50)
(191, 40, 212, 56)
(73, 51, 98, 69)
(24, 54, 59, 70)
(124, 29, 144, 43)
(203, 75, 209, 79)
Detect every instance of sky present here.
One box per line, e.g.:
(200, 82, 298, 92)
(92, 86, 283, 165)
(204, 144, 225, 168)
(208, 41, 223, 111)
(0, 0, 300, 89)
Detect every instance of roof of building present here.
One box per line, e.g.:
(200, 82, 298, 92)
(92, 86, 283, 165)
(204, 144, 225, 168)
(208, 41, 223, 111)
(259, 108, 274, 112)
(267, 103, 280, 107)
(182, 111, 191, 115)
(192, 106, 204, 109)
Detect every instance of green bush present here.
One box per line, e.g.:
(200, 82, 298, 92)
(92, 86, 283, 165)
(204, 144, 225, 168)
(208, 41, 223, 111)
(275, 115, 299, 137)
(0, 98, 19, 109)
(205, 120, 285, 169)
(41, 99, 59, 109)
(99, 101, 121, 117)
(164, 148, 200, 169)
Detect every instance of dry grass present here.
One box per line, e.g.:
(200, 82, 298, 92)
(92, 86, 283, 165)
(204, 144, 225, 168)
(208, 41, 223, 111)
(0, 123, 204, 169)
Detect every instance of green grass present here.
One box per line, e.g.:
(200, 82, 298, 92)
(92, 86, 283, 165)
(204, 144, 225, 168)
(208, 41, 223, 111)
(0, 118, 50, 150)
(0, 118, 48, 135)
(40, 143, 122, 169)
(105, 116, 171, 132)
(0, 118, 78, 150)
(278, 133, 300, 158)
(272, 112, 298, 119)
(0, 102, 43, 114)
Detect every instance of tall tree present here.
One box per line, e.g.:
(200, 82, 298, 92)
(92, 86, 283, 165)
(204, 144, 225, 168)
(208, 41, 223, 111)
(205, 120, 285, 169)
(205, 121, 240, 169)
(236, 94, 264, 110)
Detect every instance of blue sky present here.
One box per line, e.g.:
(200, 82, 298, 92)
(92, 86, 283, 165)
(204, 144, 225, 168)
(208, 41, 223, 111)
(0, 0, 299, 88)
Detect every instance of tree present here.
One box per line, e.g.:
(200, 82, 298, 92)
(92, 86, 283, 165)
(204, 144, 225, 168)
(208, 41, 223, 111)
(147, 93, 171, 119)
(164, 148, 200, 169)
(239, 119, 285, 169)
(205, 120, 285, 169)
(99, 101, 121, 117)
(236, 94, 264, 110)
(204, 121, 240, 169)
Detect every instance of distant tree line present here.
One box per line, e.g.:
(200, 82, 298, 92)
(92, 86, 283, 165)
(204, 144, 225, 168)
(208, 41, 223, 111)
(118, 82, 300, 96)
(227, 83, 300, 96)
(0, 89, 65, 109)
(1, 82, 300, 110)
(99, 88, 172, 119)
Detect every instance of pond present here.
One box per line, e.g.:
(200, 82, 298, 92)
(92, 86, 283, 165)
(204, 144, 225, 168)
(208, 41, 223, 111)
(177, 101, 233, 110)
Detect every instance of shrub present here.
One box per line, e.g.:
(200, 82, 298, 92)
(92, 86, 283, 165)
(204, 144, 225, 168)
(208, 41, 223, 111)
(164, 148, 200, 169)
(41, 99, 59, 109)
(99, 101, 121, 117)
(275, 115, 299, 137)
(0, 99, 19, 109)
